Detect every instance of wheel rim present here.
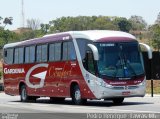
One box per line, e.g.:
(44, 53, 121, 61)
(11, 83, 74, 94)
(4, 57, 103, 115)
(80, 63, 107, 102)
(75, 89, 81, 101)
(21, 88, 26, 100)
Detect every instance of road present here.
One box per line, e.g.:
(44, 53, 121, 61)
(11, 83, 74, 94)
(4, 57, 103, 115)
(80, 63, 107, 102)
(0, 92, 160, 119)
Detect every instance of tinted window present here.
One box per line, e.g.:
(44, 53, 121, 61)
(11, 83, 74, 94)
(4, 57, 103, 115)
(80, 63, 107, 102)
(36, 45, 41, 62)
(4, 48, 13, 64)
(30, 46, 35, 63)
(62, 42, 68, 60)
(36, 44, 48, 62)
(49, 44, 55, 61)
(76, 38, 92, 60)
(68, 42, 76, 60)
(42, 44, 48, 62)
(25, 46, 35, 63)
(19, 47, 24, 64)
(55, 43, 61, 61)
(62, 41, 76, 61)
(87, 52, 95, 74)
(14, 48, 19, 64)
(25, 47, 29, 63)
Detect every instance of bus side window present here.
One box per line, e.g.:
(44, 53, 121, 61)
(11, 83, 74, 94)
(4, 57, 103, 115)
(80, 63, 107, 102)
(14, 48, 19, 64)
(19, 47, 24, 64)
(63, 41, 76, 61)
(36, 45, 42, 62)
(4, 48, 13, 64)
(55, 42, 61, 61)
(25, 46, 35, 63)
(25, 47, 29, 63)
(68, 41, 76, 60)
(62, 42, 68, 60)
(30, 46, 35, 63)
(49, 43, 55, 61)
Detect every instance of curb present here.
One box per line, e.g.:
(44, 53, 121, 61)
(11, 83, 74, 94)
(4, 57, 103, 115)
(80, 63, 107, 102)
(145, 94, 160, 97)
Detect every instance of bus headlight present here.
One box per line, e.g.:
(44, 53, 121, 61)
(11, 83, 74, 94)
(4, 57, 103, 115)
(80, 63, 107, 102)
(105, 83, 113, 88)
(100, 81, 112, 88)
(138, 80, 146, 86)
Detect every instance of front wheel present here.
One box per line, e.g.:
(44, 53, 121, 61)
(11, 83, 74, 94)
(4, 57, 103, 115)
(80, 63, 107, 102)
(112, 98, 124, 104)
(72, 85, 86, 105)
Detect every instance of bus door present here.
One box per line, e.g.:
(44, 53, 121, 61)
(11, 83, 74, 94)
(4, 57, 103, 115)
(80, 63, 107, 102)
(84, 51, 97, 95)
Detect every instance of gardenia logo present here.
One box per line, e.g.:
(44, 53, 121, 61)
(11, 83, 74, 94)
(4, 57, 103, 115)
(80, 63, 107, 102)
(4, 68, 25, 74)
(25, 63, 49, 89)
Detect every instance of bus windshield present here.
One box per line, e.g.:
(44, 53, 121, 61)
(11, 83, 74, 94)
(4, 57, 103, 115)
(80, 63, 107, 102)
(95, 42, 144, 79)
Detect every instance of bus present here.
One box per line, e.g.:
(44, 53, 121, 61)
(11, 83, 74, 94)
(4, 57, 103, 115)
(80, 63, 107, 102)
(3, 30, 152, 104)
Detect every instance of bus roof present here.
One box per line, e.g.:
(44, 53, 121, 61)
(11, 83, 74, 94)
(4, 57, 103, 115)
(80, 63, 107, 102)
(4, 30, 136, 49)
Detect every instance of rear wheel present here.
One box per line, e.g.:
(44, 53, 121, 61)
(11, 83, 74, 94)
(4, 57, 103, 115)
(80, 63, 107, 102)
(112, 98, 124, 104)
(20, 85, 29, 102)
(20, 85, 37, 102)
(72, 85, 86, 105)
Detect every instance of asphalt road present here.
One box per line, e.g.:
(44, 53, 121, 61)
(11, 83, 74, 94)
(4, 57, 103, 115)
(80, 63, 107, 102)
(0, 92, 160, 119)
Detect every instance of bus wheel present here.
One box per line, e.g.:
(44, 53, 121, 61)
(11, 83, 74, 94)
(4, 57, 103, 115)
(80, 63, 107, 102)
(20, 85, 29, 102)
(112, 98, 124, 104)
(72, 85, 86, 105)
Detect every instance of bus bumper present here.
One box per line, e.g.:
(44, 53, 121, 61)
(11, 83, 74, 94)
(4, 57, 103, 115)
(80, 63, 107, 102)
(96, 85, 146, 99)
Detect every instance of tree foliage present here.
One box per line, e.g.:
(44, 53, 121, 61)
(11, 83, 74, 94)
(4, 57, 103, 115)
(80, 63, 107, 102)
(2, 14, 160, 52)
(0, 16, 14, 49)
(49, 16, 119, 33)
(0, 28, 18, 49)
(155, 12, 160, 24)
(0, 16, 13, 28)
(113, 17, 132, 32)
(129, 15, 147, 30)
(149, 24, 160, 51)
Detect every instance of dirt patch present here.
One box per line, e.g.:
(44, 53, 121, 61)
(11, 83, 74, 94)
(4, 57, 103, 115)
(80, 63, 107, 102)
(0, 61, 2, 68)
(146, 80, 160, 94)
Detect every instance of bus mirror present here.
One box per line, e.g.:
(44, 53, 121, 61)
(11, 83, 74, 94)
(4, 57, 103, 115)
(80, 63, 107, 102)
(139, 43, 152, 59)
(88, 44, 99, 61)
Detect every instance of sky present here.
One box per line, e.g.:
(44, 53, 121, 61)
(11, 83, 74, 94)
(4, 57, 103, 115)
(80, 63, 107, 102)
(0, 0, 160, 30)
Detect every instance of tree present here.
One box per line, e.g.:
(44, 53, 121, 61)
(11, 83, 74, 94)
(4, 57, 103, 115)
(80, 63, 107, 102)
(149, 24, 160, 51)
(48, 16, 119, 33)
(0, 16, 13, 29)
(0, 16, 14, 49)
(0, 16, 3, 25)
(40, 23, 50, 34)
(129, 15, 147, 30)
(3, 17, 13, 28)
(113, 17, 132, 32)
(92, 16, 118, 30)
(155, 12, 160, 25)
(27, 19, 41, 30)
(0, 29, 18, 49)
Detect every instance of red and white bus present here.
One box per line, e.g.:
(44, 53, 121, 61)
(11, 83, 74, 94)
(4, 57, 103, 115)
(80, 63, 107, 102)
(3, 30, 152, 104)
